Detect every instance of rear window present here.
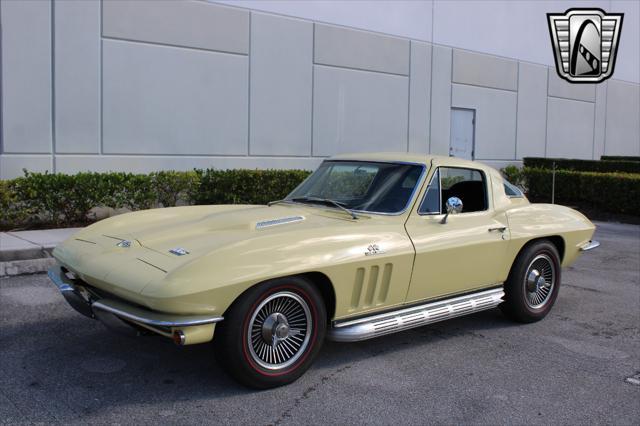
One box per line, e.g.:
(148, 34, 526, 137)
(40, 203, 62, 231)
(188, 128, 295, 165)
(504, 180, 524, 197)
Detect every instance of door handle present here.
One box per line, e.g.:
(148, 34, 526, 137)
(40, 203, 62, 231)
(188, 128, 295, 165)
(488, 226, 508, 233)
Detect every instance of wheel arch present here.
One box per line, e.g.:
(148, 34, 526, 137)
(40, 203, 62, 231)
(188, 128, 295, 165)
(513, 235, 566, 267)
(221, 272, 336, 323)
(299, 272, 336, 322)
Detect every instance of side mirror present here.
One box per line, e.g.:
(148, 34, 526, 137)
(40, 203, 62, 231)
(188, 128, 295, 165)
(441, 197, 463, 224)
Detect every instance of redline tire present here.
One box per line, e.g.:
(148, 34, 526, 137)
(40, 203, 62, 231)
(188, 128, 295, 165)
(215, 276, 327, 389)
(500, 240, 562, 323)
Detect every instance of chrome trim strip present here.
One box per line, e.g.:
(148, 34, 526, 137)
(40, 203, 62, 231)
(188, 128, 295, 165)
(256, 215, 305, 229)
(327, 287, 504, 342)
(91, 299, 224, 327)
(579, 240, 600, 251)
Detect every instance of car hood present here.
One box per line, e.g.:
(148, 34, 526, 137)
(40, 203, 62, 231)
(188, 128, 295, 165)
(128, 204, 341, 257)
(63, 204, 359, 272)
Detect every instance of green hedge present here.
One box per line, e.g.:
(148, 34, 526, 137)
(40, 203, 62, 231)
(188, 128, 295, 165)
(524, 168, 640, 214)
(193, 169, 311, 205)
(601, 156, 640, 162)
(0, 169, 311, 231)
(523, 157, 640, 173)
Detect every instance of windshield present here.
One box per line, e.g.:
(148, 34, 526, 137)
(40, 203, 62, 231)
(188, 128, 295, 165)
(286, 161, 424, 214)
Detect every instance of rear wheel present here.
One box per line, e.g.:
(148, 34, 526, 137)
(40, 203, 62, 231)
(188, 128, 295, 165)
(500, 240, 561, 323)
(215, 276, 326, 389)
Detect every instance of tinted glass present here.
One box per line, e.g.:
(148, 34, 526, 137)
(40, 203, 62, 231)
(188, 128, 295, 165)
(287, 161, 424, 214)
(418, 169, 440, 214)
(504, 180, 524, 197)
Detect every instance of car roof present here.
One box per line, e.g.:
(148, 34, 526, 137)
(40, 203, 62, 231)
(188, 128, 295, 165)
(328, 152, 488, 170)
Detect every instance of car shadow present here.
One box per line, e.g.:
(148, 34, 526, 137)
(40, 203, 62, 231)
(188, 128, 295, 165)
(2, 307, 517, 416)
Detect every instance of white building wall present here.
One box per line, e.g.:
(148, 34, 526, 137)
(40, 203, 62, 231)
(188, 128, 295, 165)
(0, 0, 638, 179)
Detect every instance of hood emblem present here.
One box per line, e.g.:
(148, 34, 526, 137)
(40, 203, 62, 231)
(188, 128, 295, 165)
(169, 247, 190, 256)
(116, 240, 132, 248)
(256, 216, 305, 230)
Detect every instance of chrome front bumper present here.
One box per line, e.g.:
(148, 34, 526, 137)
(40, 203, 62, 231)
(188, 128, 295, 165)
(48, 266, 223, 338)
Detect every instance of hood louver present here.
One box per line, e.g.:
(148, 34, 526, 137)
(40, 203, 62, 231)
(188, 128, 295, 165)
(256, 216, 305, 230)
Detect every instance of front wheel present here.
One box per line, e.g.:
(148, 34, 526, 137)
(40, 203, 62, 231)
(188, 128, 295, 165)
(215, 276, 326, 389)
(500, 240, 561, 323)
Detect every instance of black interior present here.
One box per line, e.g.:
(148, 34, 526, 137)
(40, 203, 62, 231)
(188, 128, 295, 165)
(441, 180, 487, 213)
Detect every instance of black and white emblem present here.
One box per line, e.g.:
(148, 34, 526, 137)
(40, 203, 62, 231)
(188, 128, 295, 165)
(547, 8, 623, 83)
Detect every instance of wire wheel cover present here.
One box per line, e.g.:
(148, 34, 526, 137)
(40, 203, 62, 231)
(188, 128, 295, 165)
(524, 254, 556, 309)
(247, 291, 312, 370)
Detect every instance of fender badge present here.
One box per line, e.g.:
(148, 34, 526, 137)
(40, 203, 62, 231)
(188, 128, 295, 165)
(365, 244, 384, 256)
(169, 247, 190, 256)
(116, 240, 132, 248)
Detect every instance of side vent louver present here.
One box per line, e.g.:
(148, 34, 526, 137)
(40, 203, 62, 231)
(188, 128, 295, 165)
(350, 264, 393, 310)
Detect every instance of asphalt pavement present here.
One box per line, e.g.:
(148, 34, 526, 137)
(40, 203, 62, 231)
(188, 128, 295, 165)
(1, 221, 638, 425)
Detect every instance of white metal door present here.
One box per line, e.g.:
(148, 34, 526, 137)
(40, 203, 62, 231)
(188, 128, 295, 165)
(449, 108, 475, 160)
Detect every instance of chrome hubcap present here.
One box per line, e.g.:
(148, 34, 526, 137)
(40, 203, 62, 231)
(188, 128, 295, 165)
(524, 254, 556, 308)
(247, 291, 312, 370)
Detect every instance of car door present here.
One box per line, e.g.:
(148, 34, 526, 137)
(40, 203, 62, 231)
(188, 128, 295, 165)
(404, 165, 510, 303)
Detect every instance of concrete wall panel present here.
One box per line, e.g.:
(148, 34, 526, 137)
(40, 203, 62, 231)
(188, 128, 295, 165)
(314, 24, 410, 75)
(452, 50, 517, 91)
(408, 41, 431, 153)
(1, 0, 51, 153)
(0, 155, 52, 179)
(429, 46, 452, 156)
(452, 84, 517, 160)
(102, 40, 248, 155)
(215, 0, 434, 42)
(516, 63, 547, 158)
(593, 83, 607, 159)
(312, 65, 409, 156)
(604, 80, 640, 156)
(548, 72, 596, 102)
(610, 0, 640, 84)
(250, 13, 312, 156)
(546, 97, 595, 159)
(103, 0, 249, 54)
(55, 0, 100, 154)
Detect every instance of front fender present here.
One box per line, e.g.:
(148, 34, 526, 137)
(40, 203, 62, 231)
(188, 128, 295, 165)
(140, 224, 415, 320)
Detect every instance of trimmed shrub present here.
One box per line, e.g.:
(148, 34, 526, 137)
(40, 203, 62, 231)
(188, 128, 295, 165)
(194, 169, 311, 205)
(151, 170, 201, 207)
(0, 169, 312, 230)
(3, 166, 638, 230)
(601, 156, 640, 162)
(523, 157, 640, 173)
(0, 179, 33, 228)
(524, 168, 640, 214)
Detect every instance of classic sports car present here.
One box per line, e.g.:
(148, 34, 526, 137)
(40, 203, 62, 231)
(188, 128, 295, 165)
(49, 153, 599, 388)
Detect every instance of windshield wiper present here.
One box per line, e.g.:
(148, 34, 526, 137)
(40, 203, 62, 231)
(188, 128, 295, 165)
(267, 199, 292, 207)
(291, 197, 359, 220)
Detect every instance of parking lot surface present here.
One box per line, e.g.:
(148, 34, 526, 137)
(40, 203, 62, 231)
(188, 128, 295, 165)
(1, 221, 639, 425)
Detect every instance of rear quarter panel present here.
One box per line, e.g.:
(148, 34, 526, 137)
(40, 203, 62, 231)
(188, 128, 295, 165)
(505, 203, 596, 276)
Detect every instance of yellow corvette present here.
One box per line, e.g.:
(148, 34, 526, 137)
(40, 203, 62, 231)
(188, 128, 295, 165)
(49, 153, 599, 388)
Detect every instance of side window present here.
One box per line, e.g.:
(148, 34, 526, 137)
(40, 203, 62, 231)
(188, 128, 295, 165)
(440, 168, 487, 213)
(419, 167, 487, 214)
(418, 169, 440, 214)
